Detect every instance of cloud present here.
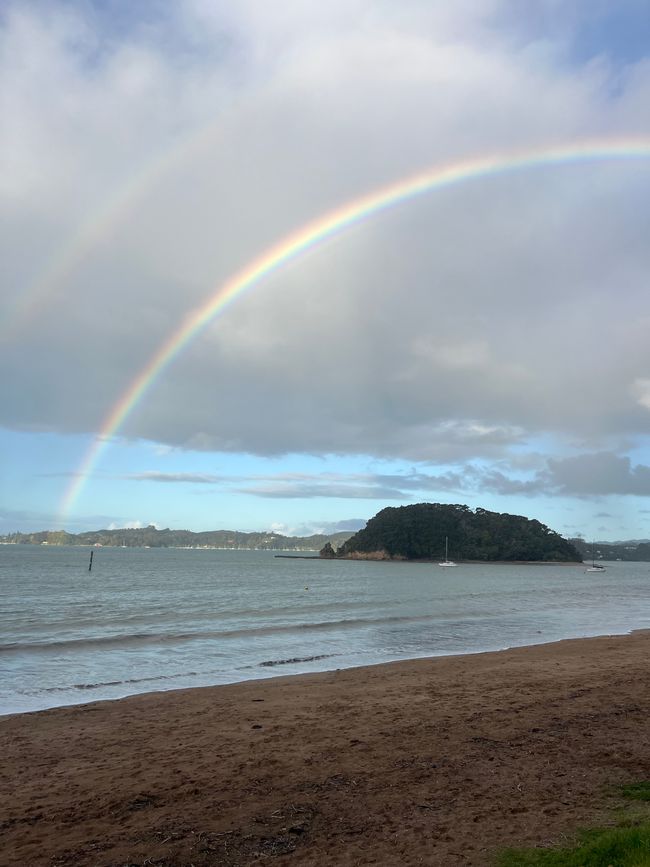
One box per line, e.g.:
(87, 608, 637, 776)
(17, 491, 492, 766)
(1, 1, 650, 479)
(633, 378, 650, 410)
(472, 452, 650, 498)
(109, 467, 473, 499)
(91, 454, 650, 501)
(543, 452, 650, 496)
(239, 482, 407, 500)
(474, 471, 544, 496)
(264, 517, 366, 537)
(235, 469, 473, 500)
(124, 471, 224, 484)
(287, 518, 367, 537)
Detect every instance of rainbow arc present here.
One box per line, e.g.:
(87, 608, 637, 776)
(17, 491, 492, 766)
(58, 138, 650, 523)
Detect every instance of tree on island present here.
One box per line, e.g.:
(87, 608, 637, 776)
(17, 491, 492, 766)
(321, 503, 581, 562)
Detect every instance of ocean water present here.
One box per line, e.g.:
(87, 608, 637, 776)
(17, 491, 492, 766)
(1, 545, 648, 716)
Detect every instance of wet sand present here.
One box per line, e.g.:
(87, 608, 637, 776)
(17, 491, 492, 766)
(1, 631, 649, 866)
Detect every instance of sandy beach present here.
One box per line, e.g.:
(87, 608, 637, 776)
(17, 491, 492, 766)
(1, 631, 649, 866)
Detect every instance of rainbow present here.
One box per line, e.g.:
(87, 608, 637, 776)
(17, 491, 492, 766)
(58, 137, 650, 523)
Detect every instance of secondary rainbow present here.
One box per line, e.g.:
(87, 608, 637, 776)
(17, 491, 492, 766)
(2, 119, 226, 343)
(58, 137, 650, 523)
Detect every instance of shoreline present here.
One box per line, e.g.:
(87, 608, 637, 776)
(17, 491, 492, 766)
(2, 630, 650, 865)
(279, 555, 588, 564)
(2, 620, 643, 720)
(327, 557, 586, 564)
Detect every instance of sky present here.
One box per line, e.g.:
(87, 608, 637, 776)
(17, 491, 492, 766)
(2, 0, 650, 541)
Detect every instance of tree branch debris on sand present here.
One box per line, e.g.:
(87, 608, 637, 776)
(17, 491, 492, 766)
(1, 631, 649, 866)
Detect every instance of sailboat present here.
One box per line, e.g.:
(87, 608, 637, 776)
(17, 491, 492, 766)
(438, 536, 457, 567)
(585, 542, 606, 573)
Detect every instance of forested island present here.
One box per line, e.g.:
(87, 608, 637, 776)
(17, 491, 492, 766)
(320, 503, 582, 562)
(0, 526, 353, 551)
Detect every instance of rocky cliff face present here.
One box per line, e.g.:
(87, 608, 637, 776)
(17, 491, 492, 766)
(343, 549, 397, 561)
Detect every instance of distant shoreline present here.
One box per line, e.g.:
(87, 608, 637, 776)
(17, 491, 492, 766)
(0, 544, 605, 564)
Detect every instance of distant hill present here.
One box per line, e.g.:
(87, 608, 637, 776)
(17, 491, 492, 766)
(322, 503, 581, 562)
(7, 520, 650, 561)
(607, 538, 650, 546)
(569, 538, 650, 563)
(0, 526, 354, 551)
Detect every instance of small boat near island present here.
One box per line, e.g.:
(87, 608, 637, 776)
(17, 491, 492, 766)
(585, 542, 606, 572)
(438, 536, 457, 567)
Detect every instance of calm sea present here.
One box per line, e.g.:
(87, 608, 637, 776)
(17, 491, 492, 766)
(1, 545, 648, 715)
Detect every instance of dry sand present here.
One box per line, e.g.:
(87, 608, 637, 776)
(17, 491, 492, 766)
(1, 631, 649, 866)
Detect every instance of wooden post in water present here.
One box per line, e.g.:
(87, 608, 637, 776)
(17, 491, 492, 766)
(88, 550, 94, 572)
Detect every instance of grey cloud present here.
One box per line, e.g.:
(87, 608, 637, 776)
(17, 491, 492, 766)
(117, 469, 472, 499)
(544, 453, 650, 496)
(231, 468, 467, 499)
(361, 471, 470, 492)
(477, 471, 545, 496)
(470, 453, 650, 498)
(124, 472, 224, 484)
(243, 470, 474, 499)
(53, 453, 650, 503)
(239, 483, 409, 500)
(2, 1, 650, 472)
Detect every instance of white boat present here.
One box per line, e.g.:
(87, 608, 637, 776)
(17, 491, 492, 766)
(438, 536, 457, 567)
(585, 542, 606, 572)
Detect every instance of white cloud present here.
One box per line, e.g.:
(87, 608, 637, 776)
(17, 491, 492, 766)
(633, 378, 650, 411)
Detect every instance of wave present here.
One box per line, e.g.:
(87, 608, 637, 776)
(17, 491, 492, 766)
(258, 653, 337, 667)
(22, 653, 341, 700)
(0, 612, 446, 655)
(40, 670, 200, 693)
